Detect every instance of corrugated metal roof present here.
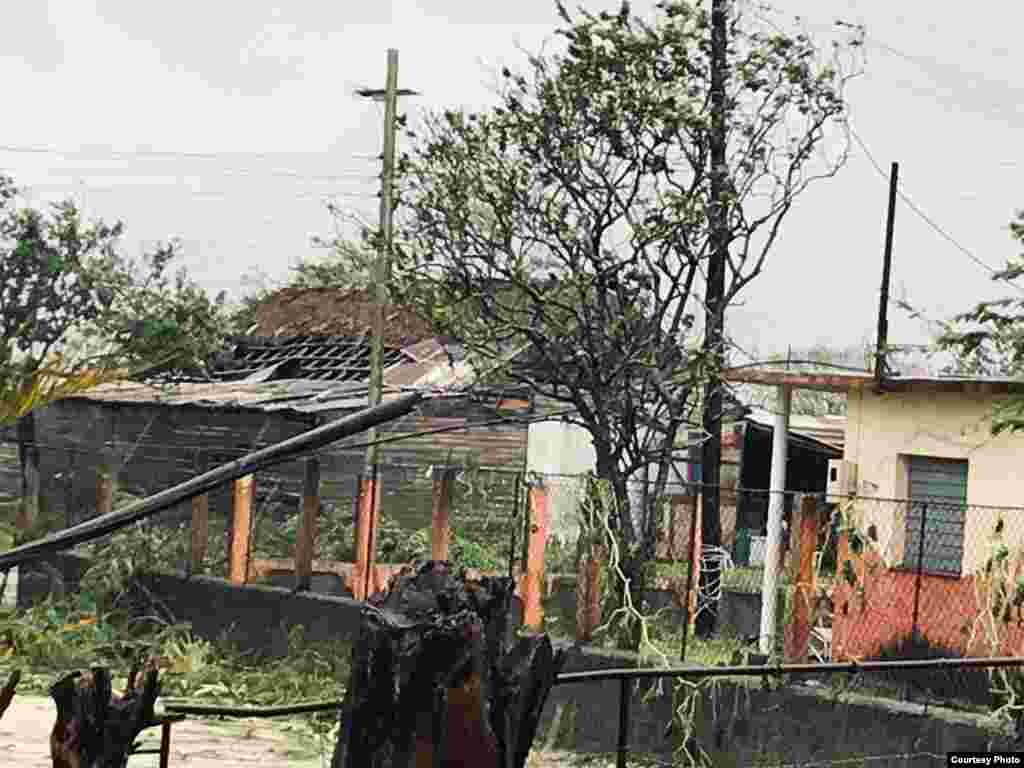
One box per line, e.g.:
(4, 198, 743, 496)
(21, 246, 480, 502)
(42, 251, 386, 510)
(725, 365, 1024, 394)
(66, 355, 463, 414)
(746, 408, 846, 452)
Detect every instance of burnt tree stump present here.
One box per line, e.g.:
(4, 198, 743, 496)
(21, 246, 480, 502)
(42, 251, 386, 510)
(0, 669, 18, 720)
(49, 659, 161, 768)
(331, 560, 567, 768)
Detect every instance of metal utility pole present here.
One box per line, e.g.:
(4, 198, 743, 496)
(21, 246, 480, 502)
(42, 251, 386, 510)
(352, 50, 418, 600)
(874, 161, 899, 390)
(695, 0, 729, 640)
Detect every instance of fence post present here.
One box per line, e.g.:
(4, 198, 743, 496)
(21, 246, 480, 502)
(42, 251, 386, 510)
(575, 544, 604, 642)
(295, 457, 320, 592)
(229, 475, 254, 584)
(784, 494, 818, 663)
(430, 467, 455, 561)
(520, 479, 548, 631)
(96, 470, 114, 518)
(680, 493, 701, 661)
(617, 676, 632, 768)
(353, 471, 381, 601)
(911, 501, 928, 646)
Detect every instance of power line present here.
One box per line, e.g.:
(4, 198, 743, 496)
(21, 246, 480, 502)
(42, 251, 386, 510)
(849, 125, 1024, 295)
(0, 144, 376, 184)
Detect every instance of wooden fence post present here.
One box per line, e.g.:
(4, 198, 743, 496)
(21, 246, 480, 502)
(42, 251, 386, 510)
(229, 475, 254, 584)
(353, 473, 381, 601)
(784, 494, 818, 663)
(96, 470, 114, 519)
(519, 480, 548, 631)
(688, 494, 702, 631)
(295, 457, 320, 591)
(430, 467, 455, 561)
(575, 545, 604, 642)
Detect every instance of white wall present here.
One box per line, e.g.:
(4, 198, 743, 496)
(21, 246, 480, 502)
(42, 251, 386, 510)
(527, 419, 597, 543)
(844, 388, 1024, 573)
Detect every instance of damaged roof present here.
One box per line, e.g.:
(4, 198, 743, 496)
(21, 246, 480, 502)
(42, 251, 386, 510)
(70, 336, 463, 415)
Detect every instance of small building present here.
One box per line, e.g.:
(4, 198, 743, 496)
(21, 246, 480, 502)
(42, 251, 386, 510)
(529, 400, 843, 561)
(723, 366, 1024, 658)
(5, 288, 532, 542)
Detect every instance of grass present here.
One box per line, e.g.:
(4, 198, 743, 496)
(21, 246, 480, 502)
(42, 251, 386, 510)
(654, 562, 837, 594)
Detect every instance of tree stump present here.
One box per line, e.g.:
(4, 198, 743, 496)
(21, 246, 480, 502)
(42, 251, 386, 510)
(49, 659, 161, 768)
(0, 669, 18, 720)
(331, 560, 567, 768)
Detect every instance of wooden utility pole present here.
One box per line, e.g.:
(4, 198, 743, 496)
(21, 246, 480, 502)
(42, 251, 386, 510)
(353, 51, 418, 600)
(874, 161, 899, 390)
(695, 0, 729, 639)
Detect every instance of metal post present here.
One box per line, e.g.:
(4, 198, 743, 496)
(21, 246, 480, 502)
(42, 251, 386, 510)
(911, 502, 928, 645)
(760, 384, 792, 654)
(508, 472, 521, 579)
(617, 676, 632, 768)
(874, 161, 899, 389)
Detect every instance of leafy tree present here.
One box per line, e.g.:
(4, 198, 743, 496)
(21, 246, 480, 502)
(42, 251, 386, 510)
(81, 242, 235, 381)
(0, 174, 231, 528)
(935, 211, 1024, 433)
(389, 1, 860, 646)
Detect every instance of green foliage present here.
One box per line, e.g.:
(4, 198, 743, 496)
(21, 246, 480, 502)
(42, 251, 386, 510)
(291, 236, 377, 290)
(0, 596, 348, 751)
(82, 242, 236, 381)
(933, 210, 1024, 434)
(254, 503, 507, 572)
(389, 0, 861, 582)
(0, 173, 233, 424)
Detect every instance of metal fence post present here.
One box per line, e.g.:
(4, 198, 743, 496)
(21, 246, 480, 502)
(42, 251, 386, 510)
(508, 472, 521, 579)
(617, 676, 631, 768)
(911, 502, 928, 645)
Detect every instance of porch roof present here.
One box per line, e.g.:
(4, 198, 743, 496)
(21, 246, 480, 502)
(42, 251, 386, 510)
(722, 367, 1024, 395)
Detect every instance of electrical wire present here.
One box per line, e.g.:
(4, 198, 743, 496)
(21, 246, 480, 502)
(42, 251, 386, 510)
(849, 125, 1024, 295)
(0, 143, 377, 184)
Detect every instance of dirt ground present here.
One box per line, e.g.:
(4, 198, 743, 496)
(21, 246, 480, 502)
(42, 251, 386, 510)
(0, 694, 604, 767)
(0, 695, 327, 768)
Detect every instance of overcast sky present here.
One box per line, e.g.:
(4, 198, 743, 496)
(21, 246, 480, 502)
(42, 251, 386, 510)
(2, 0, 1022, 363)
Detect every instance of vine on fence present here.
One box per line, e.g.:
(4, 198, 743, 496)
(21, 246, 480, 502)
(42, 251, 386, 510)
(969, 517, 1024, 727)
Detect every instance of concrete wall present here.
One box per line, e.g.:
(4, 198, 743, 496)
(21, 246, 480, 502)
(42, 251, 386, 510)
(540, 649, 1018, 763)
(17, 553, 525, 657)
(844, 388, 1024, 574)
(19, 554, 1017, 762)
